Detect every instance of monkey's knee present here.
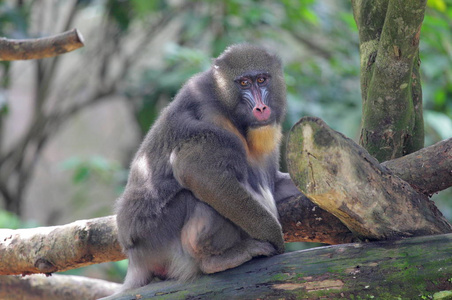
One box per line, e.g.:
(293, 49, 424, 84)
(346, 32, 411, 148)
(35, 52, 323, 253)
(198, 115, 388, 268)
(181, 202, 241, 257)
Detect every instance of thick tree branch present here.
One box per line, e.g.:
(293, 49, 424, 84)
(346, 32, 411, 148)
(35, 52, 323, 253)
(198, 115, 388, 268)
(382, 137, 452, 195)
(0, 274, 120, 300)
(0, 29, 84, 61)
(286, 117, 452, 240)
(0, 216, 124, 276)
(104, 233, 452, 300)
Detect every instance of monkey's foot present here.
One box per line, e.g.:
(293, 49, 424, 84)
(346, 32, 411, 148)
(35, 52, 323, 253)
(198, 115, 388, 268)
(199, 240, 276, 274)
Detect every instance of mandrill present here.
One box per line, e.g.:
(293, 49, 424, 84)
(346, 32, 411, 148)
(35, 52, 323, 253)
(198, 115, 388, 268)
(116, 44, 296, 290)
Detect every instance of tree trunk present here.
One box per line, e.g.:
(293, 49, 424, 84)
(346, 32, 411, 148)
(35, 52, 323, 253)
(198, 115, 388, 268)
(102, 233, 452, 300)
(352, 0, 426, 161)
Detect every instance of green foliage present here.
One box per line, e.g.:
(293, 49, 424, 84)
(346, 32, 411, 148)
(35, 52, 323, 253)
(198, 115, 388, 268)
(0, 1, 30, 102)
(0, 210, 38, 229)
(422, 3, 452, 144)
(0, 210, 21, 229)
(105, 0, 167, 31)
(127, 44, 211, 134)
(428, 0, 447, 12)
(0, 1, 30, 37)
(124, 1, 361, 137)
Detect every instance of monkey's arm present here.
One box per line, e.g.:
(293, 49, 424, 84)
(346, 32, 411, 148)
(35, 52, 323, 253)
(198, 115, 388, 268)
(274, 171, 303, 203)
(172, 137, 285, 253)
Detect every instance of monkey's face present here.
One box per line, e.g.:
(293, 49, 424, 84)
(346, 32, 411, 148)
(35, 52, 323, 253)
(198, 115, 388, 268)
(213, 44, 287, 129)
(234, 72, 274, 127)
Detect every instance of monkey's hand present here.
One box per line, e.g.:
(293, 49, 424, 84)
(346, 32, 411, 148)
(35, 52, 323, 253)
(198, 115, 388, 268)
(172, 136, 285, 254)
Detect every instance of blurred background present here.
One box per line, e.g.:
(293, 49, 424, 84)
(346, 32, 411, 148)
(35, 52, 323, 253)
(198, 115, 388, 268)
(0, 0, 451, 283)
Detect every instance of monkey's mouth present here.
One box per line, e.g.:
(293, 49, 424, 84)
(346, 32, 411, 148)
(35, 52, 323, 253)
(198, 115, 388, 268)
(249, 119, 275, 128)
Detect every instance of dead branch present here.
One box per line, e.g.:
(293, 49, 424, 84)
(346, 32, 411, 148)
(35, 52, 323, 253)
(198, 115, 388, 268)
(0, 216, 124, 276)
(0, 274, 120, 300)
(286, 116, 452, 240)
(0, 28, 84, 61)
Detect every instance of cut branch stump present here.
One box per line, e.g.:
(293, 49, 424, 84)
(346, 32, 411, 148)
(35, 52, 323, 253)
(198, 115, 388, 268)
(286, 117, 452, 240)
(0, 28, 84, 61)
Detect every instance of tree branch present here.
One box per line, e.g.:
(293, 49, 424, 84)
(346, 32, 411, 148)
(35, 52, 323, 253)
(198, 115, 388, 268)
(0, 216, 124, 276)
(0, 274, 120, 300)
(382, 137, 452, 196)
(104, 233, 452, 299)
(0, 29, 84, 61)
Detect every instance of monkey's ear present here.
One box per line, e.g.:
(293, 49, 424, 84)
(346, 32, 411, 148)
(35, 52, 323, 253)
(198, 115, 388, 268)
(213, 58, 227, 72)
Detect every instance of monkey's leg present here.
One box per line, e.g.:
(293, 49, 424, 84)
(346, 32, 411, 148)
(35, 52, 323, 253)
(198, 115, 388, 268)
(121, 249, 156, 290)
(119, 191, 198, 288)
(180, 201, 276, 275)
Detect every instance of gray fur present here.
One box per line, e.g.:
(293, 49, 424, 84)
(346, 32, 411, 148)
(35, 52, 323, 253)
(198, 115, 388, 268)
(115, 44, 289, 291)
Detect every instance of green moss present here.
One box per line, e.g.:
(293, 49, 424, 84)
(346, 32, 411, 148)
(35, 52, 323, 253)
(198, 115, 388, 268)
(270, 273, 294, 282)
(433, 290, 452, 300)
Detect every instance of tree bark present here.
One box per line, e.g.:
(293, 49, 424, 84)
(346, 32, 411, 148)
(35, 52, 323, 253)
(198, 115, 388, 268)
(286, 117, 452, 240)
(382, 137, 452, 196)
(352, 0, 426, 161)
(0, 274, 120, 300)
(102, 233, 452, 300)
(0, 29, 84, 61)
(0, 216, 124, 275)
(278, 193, 357, 244)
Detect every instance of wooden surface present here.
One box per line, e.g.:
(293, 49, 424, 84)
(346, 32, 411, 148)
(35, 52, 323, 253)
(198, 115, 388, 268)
(102, 233, 452, 299)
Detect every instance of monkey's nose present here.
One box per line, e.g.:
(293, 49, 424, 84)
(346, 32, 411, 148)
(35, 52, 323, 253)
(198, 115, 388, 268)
(253, 105, 271, 121)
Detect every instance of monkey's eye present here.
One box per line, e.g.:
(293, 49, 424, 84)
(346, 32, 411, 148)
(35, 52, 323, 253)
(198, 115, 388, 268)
(239, 79, 251, 88)
(257, 77, 266, 85)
